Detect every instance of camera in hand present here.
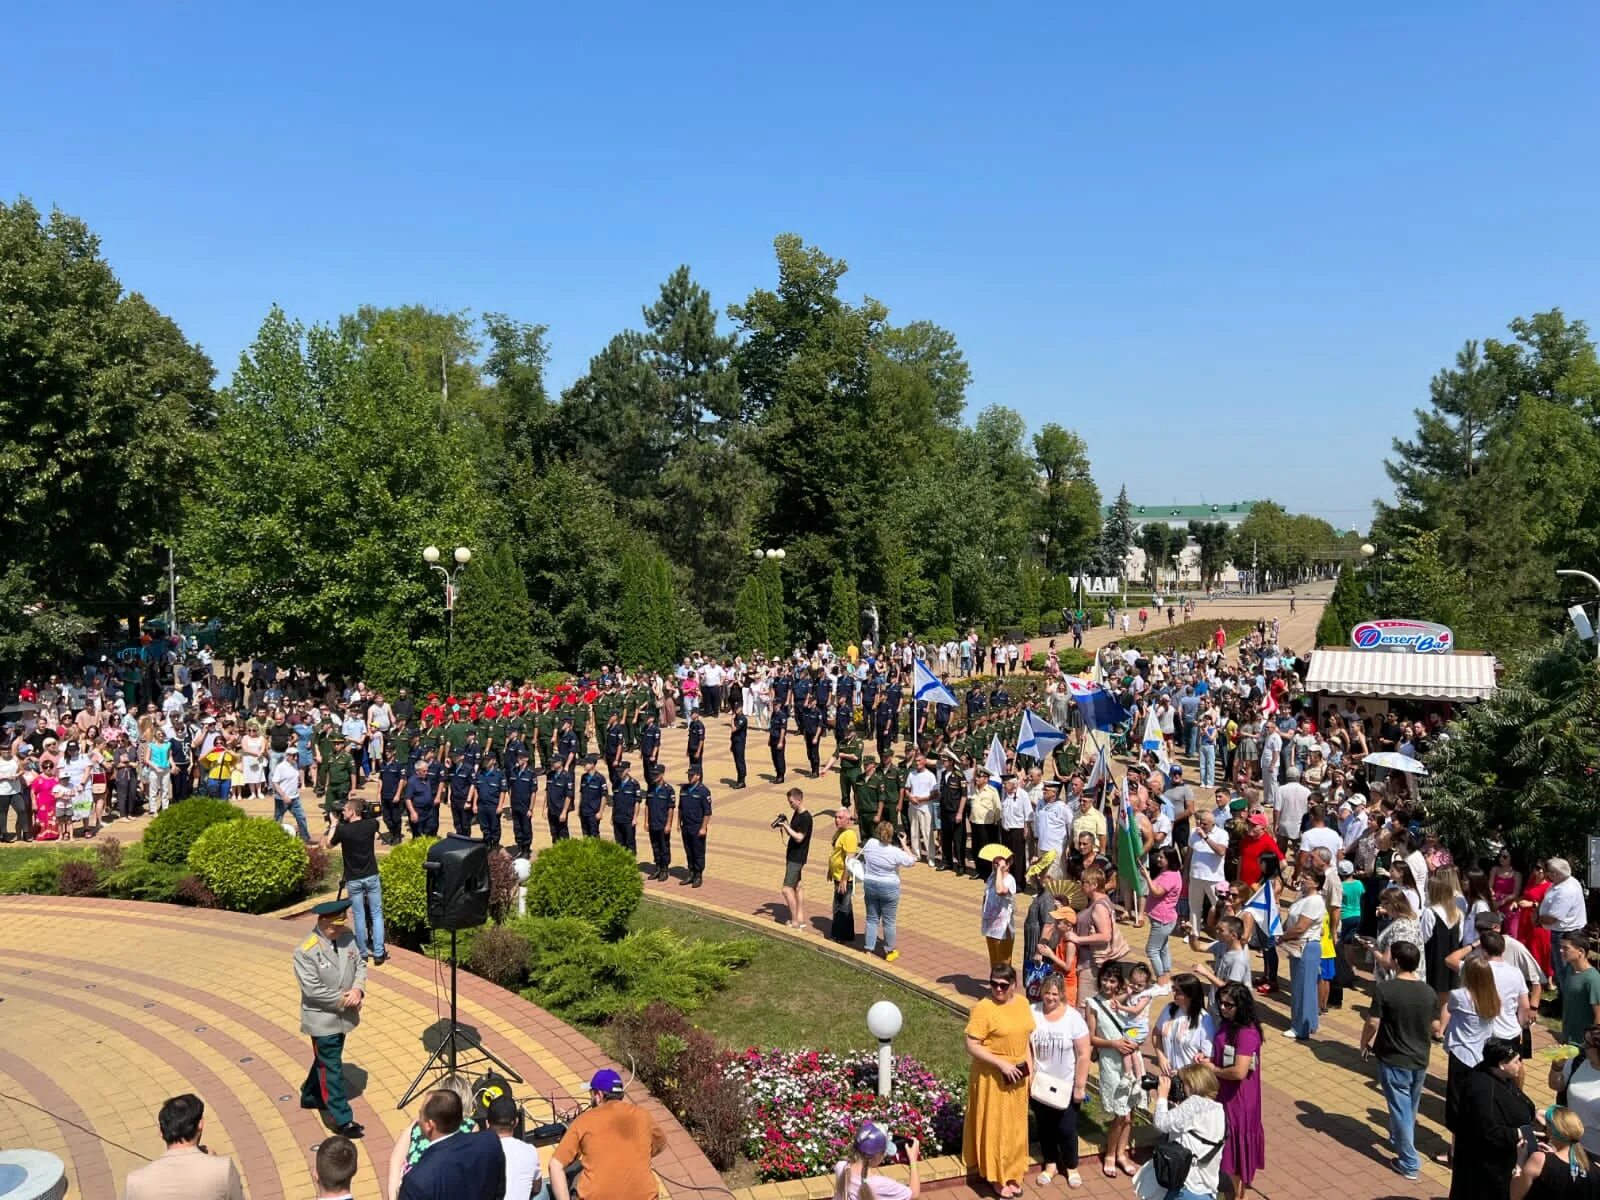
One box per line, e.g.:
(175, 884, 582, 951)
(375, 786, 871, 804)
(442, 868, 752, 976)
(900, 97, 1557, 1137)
(1140, 1073, 1160, 1091)
(770, 813, 790, 829)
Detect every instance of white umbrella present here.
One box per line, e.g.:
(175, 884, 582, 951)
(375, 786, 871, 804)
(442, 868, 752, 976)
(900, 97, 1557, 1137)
(1364, 751, 1428, 776)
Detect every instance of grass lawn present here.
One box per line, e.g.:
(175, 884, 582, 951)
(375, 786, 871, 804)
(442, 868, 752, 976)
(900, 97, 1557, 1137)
(612, 899, 974, 1080)
(0, 842, 90, 871)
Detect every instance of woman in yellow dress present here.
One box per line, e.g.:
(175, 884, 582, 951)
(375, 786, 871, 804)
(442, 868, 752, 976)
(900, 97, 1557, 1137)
(963, 961, 1034, 1197)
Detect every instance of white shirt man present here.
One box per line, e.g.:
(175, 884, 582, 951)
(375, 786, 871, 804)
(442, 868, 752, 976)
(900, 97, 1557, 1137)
(1274, 779, 1310, 843)
(904, 760, 939, 863)
(486, 1096, 541, 1200)
(1187, 812, 1230, 948)
(1000, 779, 1034, 833)
(1033, 784, 1071, 858)
(1541, 863, 1588, 935)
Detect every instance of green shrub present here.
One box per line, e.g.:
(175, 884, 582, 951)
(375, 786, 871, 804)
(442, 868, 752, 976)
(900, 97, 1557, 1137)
(145, 799, 247, 865)
(533, 670, 570, 691)
(101, 860, 185, 903)
(466, 923, 533, 988)
(57, 860, 100, 896)
(380, 837, 438, 936)
(95, 837, 125, 873)
(1057, 648, 1094, 675)
(187, 818, 309, 913)
(525, 838, 642, 938)
(2, 856, 69, 895)
(518, 916, 756, 1024)
(1029, 652, 1048, 671)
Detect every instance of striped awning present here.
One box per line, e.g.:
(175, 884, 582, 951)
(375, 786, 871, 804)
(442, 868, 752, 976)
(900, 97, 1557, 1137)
(1304, 649, 1498, 702)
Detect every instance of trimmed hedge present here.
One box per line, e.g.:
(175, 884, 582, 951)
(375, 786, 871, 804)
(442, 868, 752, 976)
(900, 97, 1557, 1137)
(380, 836, 437, 936)
(187, 817, 309, 913)
(145, 798, 247, 865)
(525, 838, 642, 938)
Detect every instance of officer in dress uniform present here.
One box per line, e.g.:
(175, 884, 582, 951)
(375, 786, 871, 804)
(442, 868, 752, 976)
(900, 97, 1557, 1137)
(645, 764, 676, 880)
(801, 694, 824, 776)
(376, 747, 405, 845)
(461, 727, 483, 771)
(678, 766, 712, 888)
(792, 669, 812, 713)
(556, 715, 579, 774)
(545, 763, 574, 842)
(729, 709, 748, 788)
(768, 701, 788, 784)
(966, 682, 986, 723)
(604, 712, 625, 788)
(833, 690, 854, 746)
(536, 701, 558, 771)
(577, 756, 608, 838)
(472, 752, 505, 848)
(447, 751, 476, 836)
(873, 691, 895, 761)
(406, 751, 440, 837)
(815, 671, 833, 714)
(611, 760, 640, 854)
(324, 736, 356, 828)
(830, 732, 863, 806)
(507, 751, 537, 858)
(640, 713, 662, 774)
(771, 668, 793, 724)
(686, 712, 705, 772)
(295, 899, 366, 1139)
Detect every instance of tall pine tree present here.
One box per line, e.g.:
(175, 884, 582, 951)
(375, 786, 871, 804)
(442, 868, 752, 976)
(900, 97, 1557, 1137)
(760, 557, 786, 652)
(826, 568, 858, 649)
(1098, 485, 1135, 579)
(734, 574, 768, 656)
(617, 549, 655, 669)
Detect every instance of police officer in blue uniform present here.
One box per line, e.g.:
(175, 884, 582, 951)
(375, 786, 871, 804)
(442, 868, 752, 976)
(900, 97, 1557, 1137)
(966, 682, 986, 723)
(678, 765, 712, 888)
(545, 763, 574, 841)
(472, 752, 505, 848)
(815, 671, 833, 713)
(556, 715, 579, 774)
(507, 750, 537, 858)
(860, 670, 879, 718)
(604, 712, 626, 788)
(644, 764, 676, 880)
(447, 751, 475, 836)
(768, 701, 789, 784)
(792, 669, 812, 713)
(406, 753, 439, 837)
(800, 694, 824, 776)
(833, 689, 853, 745)
(636, 713, 662, 780)
(772, 667, 793, 723)
(874, 689, 895, 761)
(611, 760, 640, 854)
(376, 746, 405, 845)
(729, 708, 748, 789)
(686, 712, 705, 772)
(578, 756, 608, 838)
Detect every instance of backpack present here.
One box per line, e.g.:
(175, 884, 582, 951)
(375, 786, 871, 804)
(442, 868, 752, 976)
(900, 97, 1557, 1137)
(1149, 1119, 1223, 1190)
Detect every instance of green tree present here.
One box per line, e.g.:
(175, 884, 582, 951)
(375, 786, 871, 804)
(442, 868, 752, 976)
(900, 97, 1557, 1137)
(183, 308, 483, 671)
(759, 557, 786, 652)
(937, 574, 956, 630)
(1016, 562, 1043, 632)
(516, 462, 627, 669)
(651, 552, 681, 664)
(617, 549, 656, 668)
(1187, 521, 1233, 590)
(1137, 523, 1181, 588)
(362, 604, 431, 695)
(449, 549, 535, 688)
(827, 569, 859, 650)
(1032, 424, 1102, 573)
(1098, 486, 1136, 579)
(0, 198, 215, 630)
(733, 574, 768, 655)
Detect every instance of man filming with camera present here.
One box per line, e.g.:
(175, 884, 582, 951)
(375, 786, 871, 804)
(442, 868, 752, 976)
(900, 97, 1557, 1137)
(774, 787, 814, 931)
(324, 794, 387, 965)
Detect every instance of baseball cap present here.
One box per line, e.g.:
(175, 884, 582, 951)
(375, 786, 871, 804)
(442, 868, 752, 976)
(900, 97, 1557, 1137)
(1337, 861, 1354, 877)
(589, 1069, 626, 1097)
(854, 1122, 897, 1158)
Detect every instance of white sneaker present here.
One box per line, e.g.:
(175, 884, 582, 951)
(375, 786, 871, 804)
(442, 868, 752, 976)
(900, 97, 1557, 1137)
(1281, 1029, 1304, 1041)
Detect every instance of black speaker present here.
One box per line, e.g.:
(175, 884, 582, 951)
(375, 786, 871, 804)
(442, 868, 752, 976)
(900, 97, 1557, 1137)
(425, 835, 490, 931)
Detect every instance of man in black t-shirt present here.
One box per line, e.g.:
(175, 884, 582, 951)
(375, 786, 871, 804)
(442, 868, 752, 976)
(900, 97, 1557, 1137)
(268, 713, 294, 777)
(776, 787, 814, 931)
(1358, 939, 1435, 1180)
(327, 797, 387, 964)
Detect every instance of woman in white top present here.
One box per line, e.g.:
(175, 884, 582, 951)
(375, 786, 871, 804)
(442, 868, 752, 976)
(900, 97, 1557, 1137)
(1549, 1023, 1600, 1160)
(1029, 973, 1092, 1188)
(1279, 868, 1328, 1041)
(1442, 956, 1507, 1158)
(860, 820, 917, 961)
(1138, 1063, 1227, 1200)
(833, 1121, 920, 1200)
(980, 846, 1017, 967)
(1155, 974, 1217, 1076)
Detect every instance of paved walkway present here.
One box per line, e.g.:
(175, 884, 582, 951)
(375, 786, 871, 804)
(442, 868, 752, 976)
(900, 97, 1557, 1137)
(0, 896, 721, 1200)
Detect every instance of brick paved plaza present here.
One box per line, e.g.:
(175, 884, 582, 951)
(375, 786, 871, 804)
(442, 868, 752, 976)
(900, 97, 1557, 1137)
(0, 584, 1550, 1200)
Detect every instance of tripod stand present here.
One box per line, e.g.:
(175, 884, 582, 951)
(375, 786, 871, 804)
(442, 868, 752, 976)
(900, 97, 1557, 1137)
(398, 928, 523, 1108)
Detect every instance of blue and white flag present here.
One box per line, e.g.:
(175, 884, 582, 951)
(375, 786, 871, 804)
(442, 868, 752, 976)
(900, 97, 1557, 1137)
(912, 657, 959, 709)
(1084, 742, 1110, 792)
(1016, 710, 1066, 761)
(1242, 879, 1283, 938)
(1065, 678, 1131, 731)
(985, 734, 1009, 783)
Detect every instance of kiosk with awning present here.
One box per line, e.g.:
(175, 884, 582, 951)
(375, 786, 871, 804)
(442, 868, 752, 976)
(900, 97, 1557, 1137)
(1304, 618, 1498, 712)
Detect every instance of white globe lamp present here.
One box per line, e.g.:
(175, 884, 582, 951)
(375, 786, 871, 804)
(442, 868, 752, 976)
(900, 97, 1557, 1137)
(422, 545, 441, 564)
(867, 1001, 904, 1096)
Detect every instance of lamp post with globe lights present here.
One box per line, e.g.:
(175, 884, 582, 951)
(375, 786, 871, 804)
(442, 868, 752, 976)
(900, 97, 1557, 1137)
(866, 1000, 904, 1097)
(424, 545, 472, 693)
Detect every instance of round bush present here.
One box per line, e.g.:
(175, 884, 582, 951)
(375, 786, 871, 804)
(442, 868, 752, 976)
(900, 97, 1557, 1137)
(379, 836, 438, 936)
(101, 860, 184, 903)
(144, 798, 247, 865)
(187, 817, 309, 913)
(466, 923, 533, 988)
(525, 838, 642, 938)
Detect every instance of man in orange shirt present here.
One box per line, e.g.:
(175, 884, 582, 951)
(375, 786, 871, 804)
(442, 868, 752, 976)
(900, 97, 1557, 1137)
(549, 1069, 666, 1200)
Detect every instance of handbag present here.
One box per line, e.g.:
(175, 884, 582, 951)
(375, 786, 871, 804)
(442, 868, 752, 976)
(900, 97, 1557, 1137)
(1149, 1122, 1223, 1191)
(1030, 1067, 1075, 1110)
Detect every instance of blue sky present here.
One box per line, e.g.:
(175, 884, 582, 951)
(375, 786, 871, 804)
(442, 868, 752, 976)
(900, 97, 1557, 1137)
(5, 2, 1597, 528)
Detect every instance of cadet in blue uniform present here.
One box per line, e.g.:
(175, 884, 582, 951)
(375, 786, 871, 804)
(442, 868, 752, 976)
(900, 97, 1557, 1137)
(860, 671, 879, 717)
(644, 764, 675, 880)
(833, 692, 853, 744)
(507, 752, 537, 858)
(472, 753, 505, 848)
(768, 702, 788, 784)
(874, 691, 895, 760)
(375, 747, 405, 844)
(772, 669, 793, 722)
(678, 765, 712, 888)
(816, 671, 833, 712)
(556, 716, 579, 774)
(686, 712, 706, 772)
(610, 760, 640, 854)
(792, 670, 812, 712)
(801, 695, 824, 776)
(461, 728, 483, 771)
(729, 710, 748, 789)
(966, 684, 985, 723)
(406, 753, 439, 836)
(447, 751, 475, 836)
(578, 756, 608, 838)
(604, 713, 625, 788)
(640, 714, 661, 775)
(545, 764, 574, 841)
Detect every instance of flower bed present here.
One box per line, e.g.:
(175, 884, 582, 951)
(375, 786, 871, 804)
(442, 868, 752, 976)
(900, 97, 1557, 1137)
(726, 1048, 964, 1182)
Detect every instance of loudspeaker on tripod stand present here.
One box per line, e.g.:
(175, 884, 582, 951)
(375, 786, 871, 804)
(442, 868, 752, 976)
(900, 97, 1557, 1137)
(425, 835, 490, 930)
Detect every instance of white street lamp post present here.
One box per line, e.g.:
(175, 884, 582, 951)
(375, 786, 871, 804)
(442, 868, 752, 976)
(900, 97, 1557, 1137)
(424, 545, 473, 692)
(866, 1001, 903, 1097)
(1557, 569, 1600, 662)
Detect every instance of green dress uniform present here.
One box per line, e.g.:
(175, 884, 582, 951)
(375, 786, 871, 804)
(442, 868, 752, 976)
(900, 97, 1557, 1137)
(838, 736, 863, 806)
(314, 722, 336, 796)
(325, 747, 355, 815)
(854, 766, 884, 826)
(536, 709, 557, 771)
(294, 912, 367, 1129)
